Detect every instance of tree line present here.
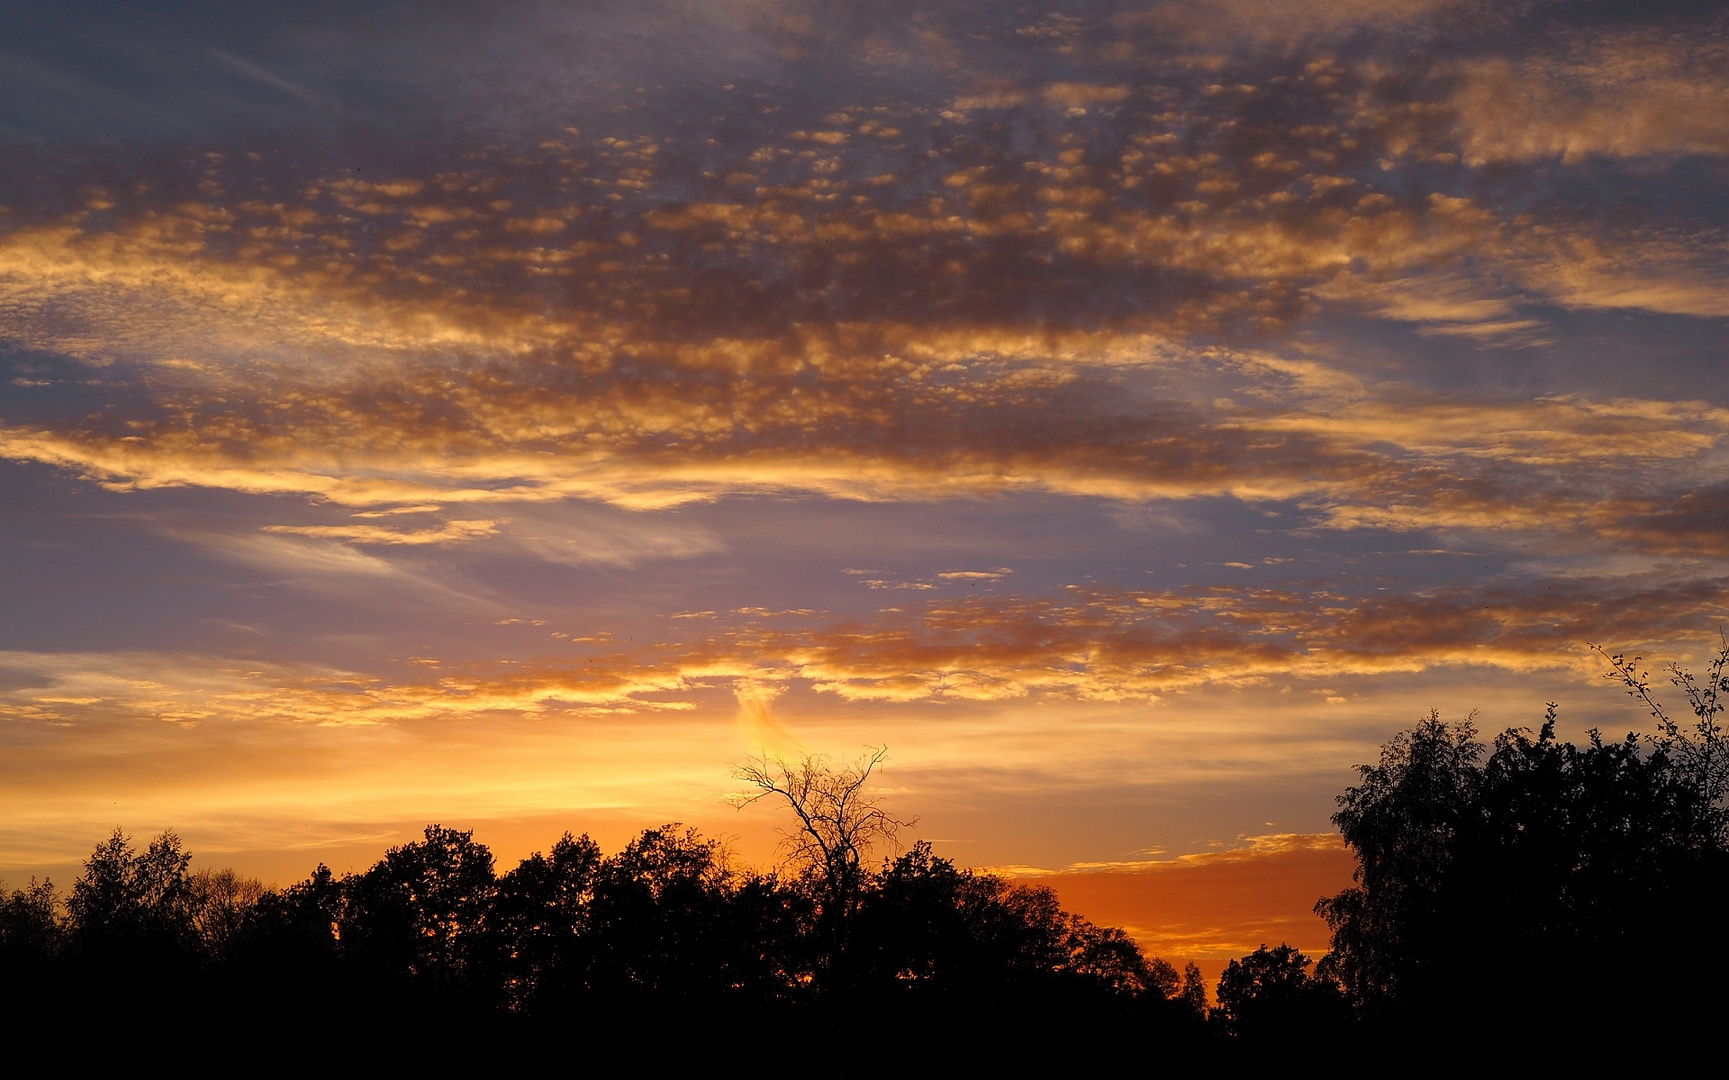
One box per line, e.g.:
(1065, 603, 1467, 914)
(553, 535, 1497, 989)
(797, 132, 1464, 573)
(0, 823, 1205, 1058)
(3, 643, 1726, 1055)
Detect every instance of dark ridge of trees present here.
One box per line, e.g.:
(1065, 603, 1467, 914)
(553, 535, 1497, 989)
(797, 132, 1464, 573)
(5, 643, 1729, 1054)
(0, 820, 1206, 1061)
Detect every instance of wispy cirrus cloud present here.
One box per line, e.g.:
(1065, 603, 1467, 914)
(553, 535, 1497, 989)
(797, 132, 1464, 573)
(261, 520, 500, 545)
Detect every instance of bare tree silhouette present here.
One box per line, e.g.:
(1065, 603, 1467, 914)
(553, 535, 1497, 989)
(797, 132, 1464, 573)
(732, 746, 910, 923)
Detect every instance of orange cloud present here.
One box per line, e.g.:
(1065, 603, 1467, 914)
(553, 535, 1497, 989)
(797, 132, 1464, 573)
(5, 573, 1720, 734)
(2, 208, 1722, 534)
(260, 520, 499, 545)
(1449, 21, 1729, 163)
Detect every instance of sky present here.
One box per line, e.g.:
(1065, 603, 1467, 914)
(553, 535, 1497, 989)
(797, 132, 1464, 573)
(2, 0, 1726, 969)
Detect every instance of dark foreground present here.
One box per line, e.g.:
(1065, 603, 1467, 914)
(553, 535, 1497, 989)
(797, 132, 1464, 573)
(5, 652, 1729, 1060)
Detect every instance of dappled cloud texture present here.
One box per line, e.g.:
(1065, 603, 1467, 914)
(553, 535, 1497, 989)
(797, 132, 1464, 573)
(3, 2, 1726, 520)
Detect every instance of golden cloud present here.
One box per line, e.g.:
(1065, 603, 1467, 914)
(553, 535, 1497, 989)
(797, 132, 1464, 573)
(260, 520, 500, 545)
(0, 17, 1722, 541)
(1449, 22, 1729, 163)
(6, 574, 1721, 730)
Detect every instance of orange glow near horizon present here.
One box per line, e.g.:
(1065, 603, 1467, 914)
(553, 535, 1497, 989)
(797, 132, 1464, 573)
(1033, 835, 1357, 982)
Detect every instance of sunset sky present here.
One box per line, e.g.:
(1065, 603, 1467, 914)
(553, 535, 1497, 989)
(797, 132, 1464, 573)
(2, 0, 1726, 969)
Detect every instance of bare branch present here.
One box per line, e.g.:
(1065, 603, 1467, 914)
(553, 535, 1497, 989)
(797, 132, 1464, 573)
(730, 745, 912, 918)
(1593, 637, 1729, 817)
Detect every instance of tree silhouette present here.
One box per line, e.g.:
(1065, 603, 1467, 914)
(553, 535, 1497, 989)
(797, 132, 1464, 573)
(1176, 961, 1207, 1019)
(1214, 944, 1347, 1039)
(0, 878, 62, 967)
(1316, 657, 1729, 1026)
(733, 746, 910, 924)
(3, 813, 1216, 1053)
(847, 840, 1197, 1058)
(494, 831, 602, 1010)
(581, 824, 741, 1000)
(68, 828, 196, 954)
(230, 862, 348, 1018)
(1313, 711, 1482, 1007)
(65, 706, 1717, 1049)
(492, 824, 812, 1021)
(340, 824, 500, 1000)
(1593, 639, 1729, 841)
(187, 868, 265, 959)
